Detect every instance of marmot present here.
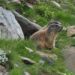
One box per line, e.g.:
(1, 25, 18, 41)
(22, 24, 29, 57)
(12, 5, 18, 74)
(30, 21, 62, 49)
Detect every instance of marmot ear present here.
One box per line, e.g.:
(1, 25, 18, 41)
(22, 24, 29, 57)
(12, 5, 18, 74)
(48, 20, 54, 26)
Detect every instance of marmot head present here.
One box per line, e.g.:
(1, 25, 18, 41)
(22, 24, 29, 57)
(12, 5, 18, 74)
(47, 21, 63, 33)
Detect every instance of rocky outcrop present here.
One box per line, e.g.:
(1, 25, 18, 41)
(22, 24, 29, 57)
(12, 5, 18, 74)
(0, 7, 24, 39)
(67, 26, 75, 37)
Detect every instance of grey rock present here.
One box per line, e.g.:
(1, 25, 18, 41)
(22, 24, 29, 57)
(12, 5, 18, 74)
(0, 49, 8, 64)
(0, 7, 24, 39)
(36, 51, 58, 64)
(51, 1, 61, 9)
(13, 11, 41, 38)
(63, 46, 75, 73)
(0, 65, 8, 75)
(24, 72, 30, 75)
(25, 47, 34, 53)
(67, 26, 75, 37)
(21, 56, 36, 65)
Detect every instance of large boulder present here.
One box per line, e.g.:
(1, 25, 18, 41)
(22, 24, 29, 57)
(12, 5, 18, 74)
(0, 7, 24, 39)
(0, 7, 41, 39)
(13, 11, 41, 38)
(62, 46, 75, 73)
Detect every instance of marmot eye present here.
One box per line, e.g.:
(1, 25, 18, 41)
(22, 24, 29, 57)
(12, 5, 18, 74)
(51, 25, 58, 28)
(55, 24, 61, 27)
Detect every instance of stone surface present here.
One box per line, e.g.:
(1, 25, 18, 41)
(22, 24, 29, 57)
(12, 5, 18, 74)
(21, 56, 36, 65)
(62, 46, 75, 73)
(0, 50, 8, 63)
(0, 7, 24, 39)
(67, 26, 75, 37)
(25, 47, 33, 53)
(0, 65, 8, 75)
(51, 1, 61, 9)
(36, 51, 58, 64)
(13, 11, 41, 38)
(24, 72, 30, 75)
(6, 0, 21, 3)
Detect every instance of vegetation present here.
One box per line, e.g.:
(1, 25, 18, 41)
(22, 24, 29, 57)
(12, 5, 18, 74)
(0, 0, 75, 75)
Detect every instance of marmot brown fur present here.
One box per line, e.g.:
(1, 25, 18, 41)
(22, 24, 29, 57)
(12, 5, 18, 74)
(30, 21, 62, 49)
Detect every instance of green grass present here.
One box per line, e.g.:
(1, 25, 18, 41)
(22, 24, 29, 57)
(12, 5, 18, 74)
(0, 39, 74, 75)
(0, 0, 75, 75)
